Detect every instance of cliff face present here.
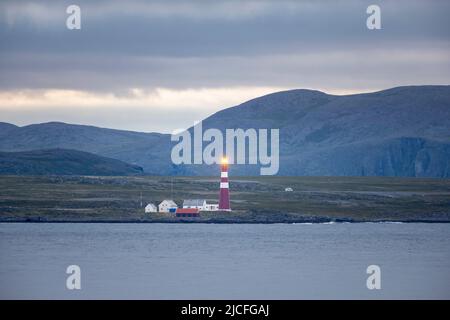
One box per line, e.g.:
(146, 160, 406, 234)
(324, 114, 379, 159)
(285, 137, 450, 177)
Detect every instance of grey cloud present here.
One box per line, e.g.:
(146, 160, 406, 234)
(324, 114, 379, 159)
(1, 0, 449, 56)
(0, 0, 449, 92)
(0, 105, 209, 133)
(0, 47, 449, 92)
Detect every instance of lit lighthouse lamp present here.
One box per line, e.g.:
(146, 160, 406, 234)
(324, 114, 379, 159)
(219, 157, 231, 211)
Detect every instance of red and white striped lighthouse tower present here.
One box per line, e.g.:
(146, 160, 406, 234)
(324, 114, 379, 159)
(219, 157, 231, 211)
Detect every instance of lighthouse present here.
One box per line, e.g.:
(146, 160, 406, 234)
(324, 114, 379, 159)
(219, 157, 231, 211)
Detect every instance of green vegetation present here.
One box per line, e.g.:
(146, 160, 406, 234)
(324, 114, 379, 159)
(0, 175, 449, 223)
(0, 149, 143, 176)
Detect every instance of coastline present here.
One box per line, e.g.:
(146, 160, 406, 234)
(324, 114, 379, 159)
(1, 217, 449, 224)
(1, 175, 449, 225)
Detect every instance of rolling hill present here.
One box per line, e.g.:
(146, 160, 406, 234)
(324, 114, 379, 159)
(0, 149, 144, 176)
(0, 85, 449, 177)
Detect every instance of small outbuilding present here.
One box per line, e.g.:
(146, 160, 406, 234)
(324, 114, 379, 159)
(144, 203, 157, 213)
(176, 208, 200, 217)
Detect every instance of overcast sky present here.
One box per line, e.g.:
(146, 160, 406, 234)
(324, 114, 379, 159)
(1, 0, 449, 132)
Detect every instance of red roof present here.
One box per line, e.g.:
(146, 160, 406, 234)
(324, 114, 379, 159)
(176, 208, 199, 214)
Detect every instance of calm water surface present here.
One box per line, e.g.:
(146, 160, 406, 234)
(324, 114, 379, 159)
(0, 222, 449, 299)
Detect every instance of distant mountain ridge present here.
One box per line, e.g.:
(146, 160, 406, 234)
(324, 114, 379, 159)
(0, 121, 171, 173)
(0, 85, 449, 177)
(0, 149, 143, 176)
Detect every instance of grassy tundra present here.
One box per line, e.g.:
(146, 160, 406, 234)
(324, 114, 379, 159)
(0, 175, 449, 223)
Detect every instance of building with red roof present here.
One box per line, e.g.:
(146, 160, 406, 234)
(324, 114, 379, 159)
(176, 208, 200, 217)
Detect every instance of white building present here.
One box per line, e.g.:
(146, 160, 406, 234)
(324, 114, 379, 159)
(183, 199, 219, 211)
(144, 203, 157, 213)
(285, 187, 294, 192)
(204, 203, 219, 211)
(158, 200, 178, 213)
(183, 199, 207, 210)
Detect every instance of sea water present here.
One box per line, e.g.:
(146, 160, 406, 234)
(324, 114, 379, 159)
(0, 222, 449, 299)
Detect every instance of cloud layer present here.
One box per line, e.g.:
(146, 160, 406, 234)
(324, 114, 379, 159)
(0, 0, 449, 131)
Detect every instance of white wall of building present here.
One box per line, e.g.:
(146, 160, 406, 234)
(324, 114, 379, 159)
(145, 203, 157, 213)
(159, 200, 177, 212)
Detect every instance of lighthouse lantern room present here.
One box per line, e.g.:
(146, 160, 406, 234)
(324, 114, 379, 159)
(218, 157, 231, 211)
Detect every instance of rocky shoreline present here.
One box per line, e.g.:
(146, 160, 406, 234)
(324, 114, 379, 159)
(1, 216, 449, 224)
(1, 175, 449, 225)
